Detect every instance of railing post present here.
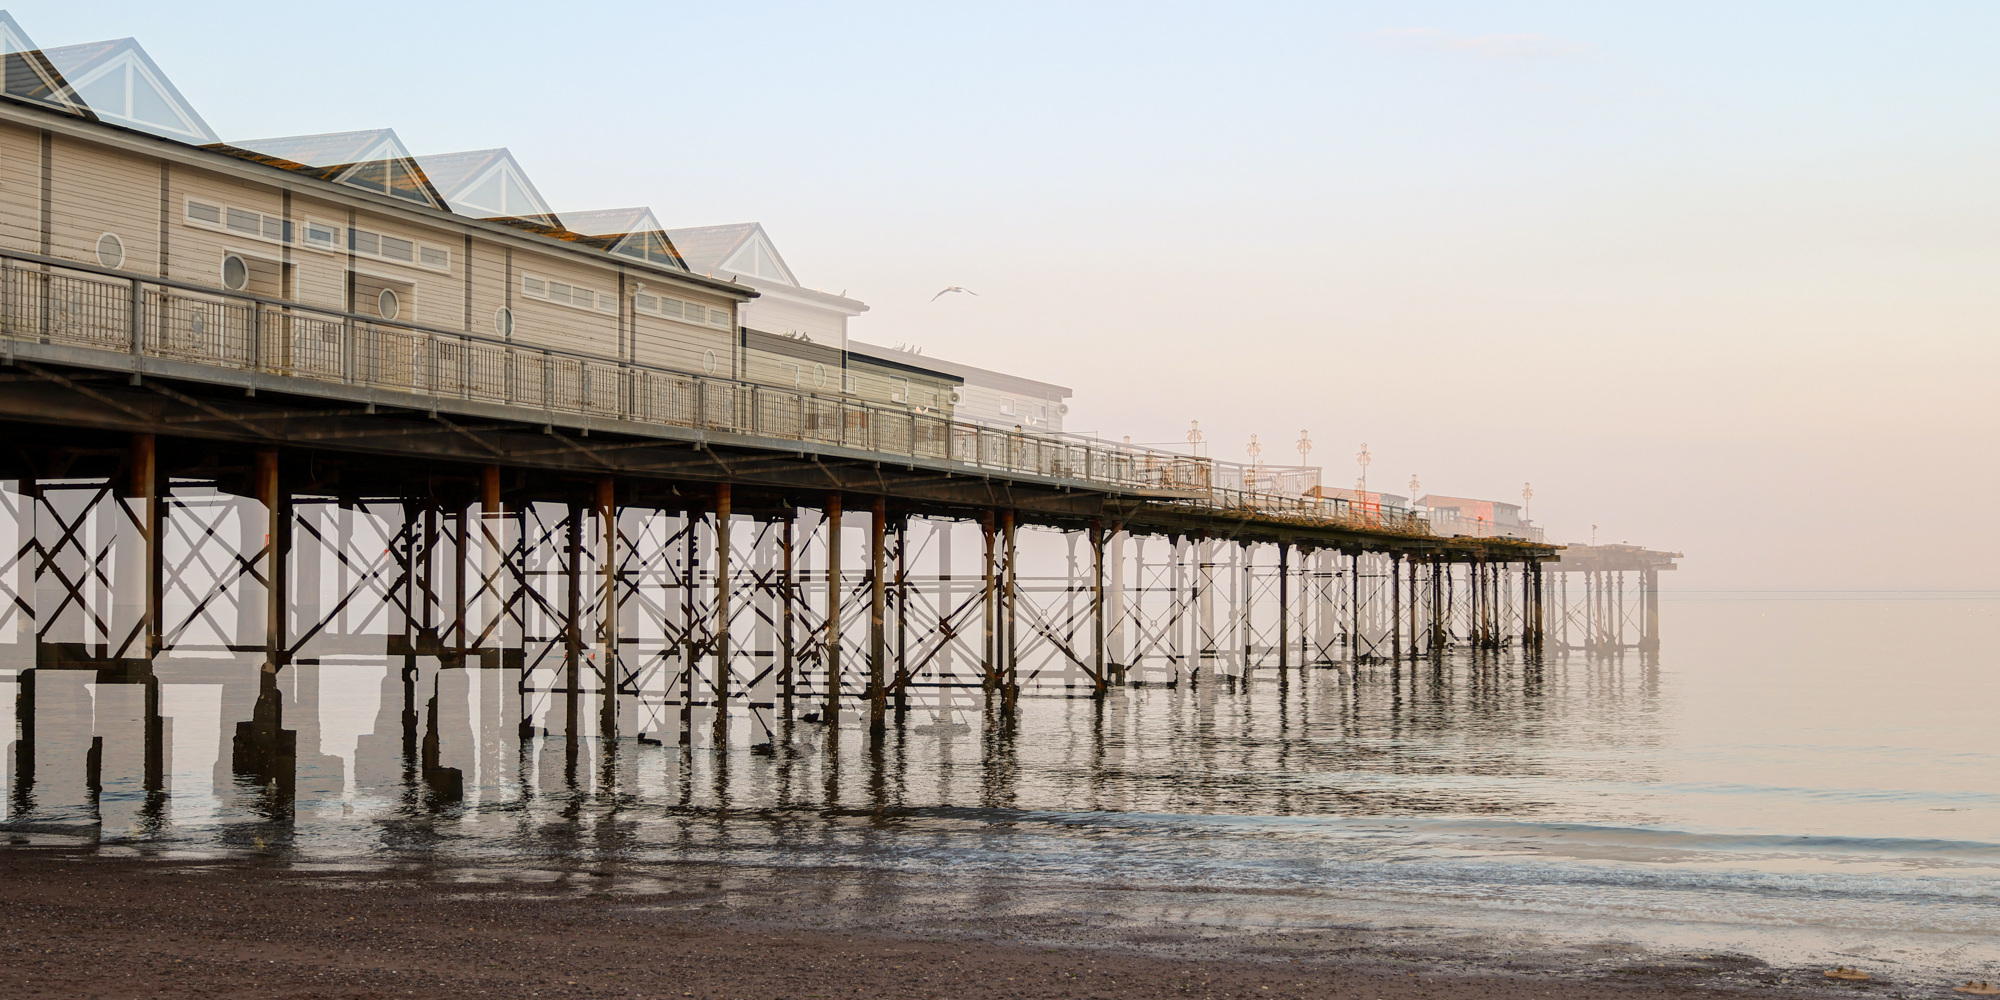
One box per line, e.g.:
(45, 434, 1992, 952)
(248, 301, 261, 372)
(342, 318, 354, 384)
(128, 278, 143, 364)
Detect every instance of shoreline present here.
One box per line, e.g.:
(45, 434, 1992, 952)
(0, 846, 1913, 999)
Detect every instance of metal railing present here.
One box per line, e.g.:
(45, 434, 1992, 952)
(1423, 514, 1543, 543)
(0, 252, 1439, 537)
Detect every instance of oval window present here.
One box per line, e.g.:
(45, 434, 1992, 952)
(493, 306, 514, 338)
(814, 363, 827, 388)
(378, 288, 400, 320)
(96, 233, 125, 269)
(220, 254, 249, 291)
(703, 349, 718, 374)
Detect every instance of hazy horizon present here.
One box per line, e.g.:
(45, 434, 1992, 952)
(26, 1, 1997, 590)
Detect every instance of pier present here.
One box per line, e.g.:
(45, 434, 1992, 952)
(0, 14, 1678, 818)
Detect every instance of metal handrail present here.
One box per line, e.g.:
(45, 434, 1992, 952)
(0, 251, 1436, 536)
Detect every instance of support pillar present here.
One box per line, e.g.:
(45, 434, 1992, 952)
(823, 493, 842, 724)
(231, 448, 294, 796)
(1001, 509, 1018, 715)
(868, 496, 887, 735)
(1390, 552, 1402, 662)
(480, 464, 502, 666)
(132, 434, 163, 794)
(1641, 566, 1660, 652)
(712, 482, 731, 747)
(980, 510, 996, 690)
(780, 513, 796, 713)
(1089, 518, 1106, 695)
(598, 477, 619, 741)
(893, 512, 909, 715)
(563, 502, 581, 749)
(1276, 541, 1289, 676)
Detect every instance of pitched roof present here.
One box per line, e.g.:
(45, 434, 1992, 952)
(42, 37, 215, 143)
(1417, 495, 1520, 513)
(414, 147, 558, 225)
(665, 222, 797, 285)
(0, 12, 92, 119)
(846, 340, 1071, 398)
(218, 128, 444, 210)
(557, 207, 687, 270)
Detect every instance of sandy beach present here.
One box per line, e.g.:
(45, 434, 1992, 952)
(0, 845, 1901, 1000)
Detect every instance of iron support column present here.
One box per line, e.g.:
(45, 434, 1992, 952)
(780, 513, 795, 713)
(868, 496, 887, 735)
(712, 482, 731, 746)
(598, 477, 619, 740)
(823, 493, 843, 724)
(1002, 509, 1018, 714)
(1090, 518, 1106, 695)
(564, 502, 581, 746)
(980, 510, 996, 689)
(1276, 541, 1289, 676)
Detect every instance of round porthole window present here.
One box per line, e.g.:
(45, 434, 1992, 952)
(378, 288, 400, 320)
(703, 349, 718, 374)
(814, 362, 827, 388)
(220, 254, 249, 291)
(493, 306, 514, 338)
(96, 232, 125, 269)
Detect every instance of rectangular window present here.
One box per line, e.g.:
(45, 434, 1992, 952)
(186, 198, 291, 246)
(303, 220, 339, 249)
(630, 290, 729, 326)
(520, 272, 610, 313)
(341, 226, 450, 270)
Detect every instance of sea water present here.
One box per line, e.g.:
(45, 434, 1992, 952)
(6, 593, 1998, 980)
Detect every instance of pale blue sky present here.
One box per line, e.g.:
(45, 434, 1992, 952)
(20, 3, 2000, 587)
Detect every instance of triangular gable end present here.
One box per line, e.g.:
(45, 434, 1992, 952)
(0, 12, 91, 118)
(48, 38, 217, 143)
(434, 151, 556, 221)
(609, 230, 683, 269)
(720, 228, 796, 285)
(331, 132, 444, 210)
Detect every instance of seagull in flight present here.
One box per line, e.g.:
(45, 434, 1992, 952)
(930, 286, 978, 302)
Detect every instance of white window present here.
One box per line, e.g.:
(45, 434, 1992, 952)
(843, 374, 858, 394)
(96, 233, 126, 269)
(633, 291, 730, 328)
(185, 197, 292, 246)
(346, 226, 450, 271)
(302, 219, 341, 250)
(520, 272, 613, 313)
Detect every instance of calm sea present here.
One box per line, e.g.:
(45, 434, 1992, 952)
(7, 593, 1999, 979)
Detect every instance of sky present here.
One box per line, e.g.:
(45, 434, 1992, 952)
(19, 2, 1998, 590)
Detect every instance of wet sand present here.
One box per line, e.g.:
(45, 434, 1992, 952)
(0, 846, 1899, 1000)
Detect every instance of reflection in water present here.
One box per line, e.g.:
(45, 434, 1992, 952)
(6, 597, 2000, 980)
(1, 645, 1658, 833)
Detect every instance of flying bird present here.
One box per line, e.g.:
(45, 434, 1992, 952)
(930, 286, 978, 302)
